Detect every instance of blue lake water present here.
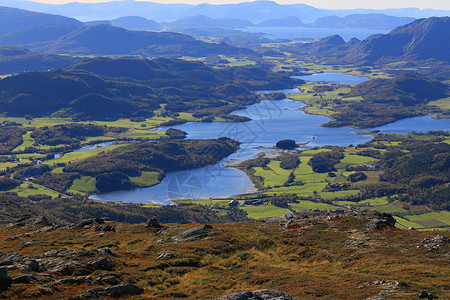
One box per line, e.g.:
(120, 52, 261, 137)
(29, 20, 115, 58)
(242, 27, 389, 41)
(91, 73, 450, 204)
(293, 73, 369, 84)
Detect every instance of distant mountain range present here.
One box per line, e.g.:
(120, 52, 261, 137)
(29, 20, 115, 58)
(290, 17, 450, 65)
(0, 44, 79, 75)
(0, 0, 448, 24)
(21, 24, 255, 57)
(309, 14, 416, 30)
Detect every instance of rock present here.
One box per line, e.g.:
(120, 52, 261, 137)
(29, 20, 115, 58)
(34, 215, 53, 227)
(104, 284, 144, 297)
(419, 290, 436, 299)
(8, 215, 33, 230)
(97, 247, 116, 257)
(21, 240, 36, 247)
(23, 260, 40, 272)
(0, 267, 12, 291)
(55, 276, 92, 285)
(93, 225, 116, 232)
(97, 275, 119, 285)
(79, 288, 107, 299)
(155, 252, 177, 261)
(145, 217, 162, 228)
(367, 212, 396, 230)
(73, 218, 104, 229)
(418, 235, 449, 251)
(207, 289, 293, 300)
(49, 262, 75, 275)
(172, 225, 215, 242)
(89, 257, 112, 270)
(13, 274, 37, 284)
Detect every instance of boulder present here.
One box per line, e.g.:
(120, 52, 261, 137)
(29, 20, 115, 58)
(0, 267, 12, 291)
(418, 235, 449, 251)
(172, 225, 214, 242)
(34, 216, 53, 227)
(104, 284, 144, 297)
(13, 274, 37, 284)
(93, 225, 116, 232)
(89, 257, 112, 271)
(145, 217, 162, 228)
(97, 275, 119, 285)
(55, 276, 92, 285)
(23, 260, 40, 272)
(155, 252, 177, 261)
(367, 212, 396, 230)
(207, 289, 293, 300)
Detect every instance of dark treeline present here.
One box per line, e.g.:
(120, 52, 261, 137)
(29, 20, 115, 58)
(0, 126, 26, 154)
(308, 151, 344, 173)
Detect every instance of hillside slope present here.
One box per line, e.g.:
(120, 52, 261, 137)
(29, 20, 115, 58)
(0, 57, 299, 119)
(24, 24, 255, 57)
(0, 213, 448, 299)
(0, 44, 79, 75)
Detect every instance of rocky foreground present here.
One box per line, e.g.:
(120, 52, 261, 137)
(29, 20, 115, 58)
(0, 212, 448, 299)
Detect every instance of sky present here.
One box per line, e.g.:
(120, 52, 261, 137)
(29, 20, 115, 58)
(29, 0, 450, 10)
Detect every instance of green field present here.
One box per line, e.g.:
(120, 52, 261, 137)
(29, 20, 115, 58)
(290, 200, 338, 211)
(43, 143, 128, 166)
(68, 176, 97, 194)
(9, 183, 60, 198)
(241, 205, 289, 219)
(320, 190, 361, 200)
(253, 161, 292, 187)
(404, 211, 450, 228)
(339, 154, 378, 165)
(394, 216, 425, 229)
(129, 171, 160, 187)
(333, 196, 389, 207)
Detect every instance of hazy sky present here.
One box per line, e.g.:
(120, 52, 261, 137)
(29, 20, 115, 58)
(30, 0, 450, 10)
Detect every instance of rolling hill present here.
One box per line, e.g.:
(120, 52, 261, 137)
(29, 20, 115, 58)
(0, 44, 79, 75)
(23, 24, 255, 57)
(0, 56, 300, 119)
(0, 6, 82, 36)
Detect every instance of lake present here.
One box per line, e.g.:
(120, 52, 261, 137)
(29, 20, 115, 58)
(293, 73, 369, 84)
(91, 73, 450, 204)
(242, 27, 389, 41)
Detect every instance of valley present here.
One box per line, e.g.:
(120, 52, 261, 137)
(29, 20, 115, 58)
(0, 3, 449, 299)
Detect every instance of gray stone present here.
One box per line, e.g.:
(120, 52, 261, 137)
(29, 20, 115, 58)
(93, 225, 116, 232)
(97, 275, 119, 285)
(172, 225, 214, 242)
(206, 289, 293, 300)
(0, 267, 12, 291)
(55, 276, 92, 285)
(104, 284, 144, 297)
(89, 257, 112, 270)
(145, 217, 162, 228)
(13, 274, 37, 284)
(155, 252, 177, 261)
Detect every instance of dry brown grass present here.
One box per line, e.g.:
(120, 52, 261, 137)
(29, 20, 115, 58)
(0, 214, 449, 299)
